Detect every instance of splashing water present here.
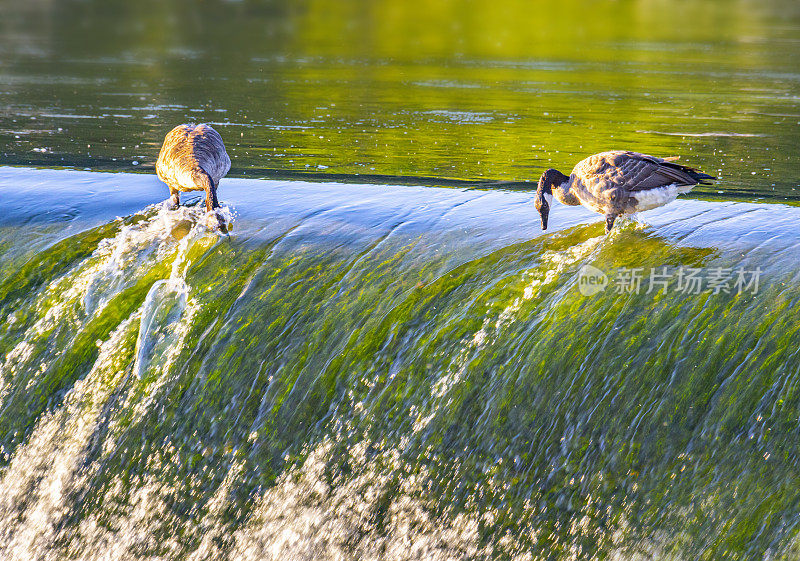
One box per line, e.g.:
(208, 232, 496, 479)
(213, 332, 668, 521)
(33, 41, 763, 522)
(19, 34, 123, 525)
(3, 169, 800, 560)
(133, 277, 189, 380)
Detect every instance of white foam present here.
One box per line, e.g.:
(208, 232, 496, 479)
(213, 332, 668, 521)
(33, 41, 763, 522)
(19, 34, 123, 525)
(0, 202, 233, 388)
(227, 439, 486, 561)
(0, 316, 136, 561)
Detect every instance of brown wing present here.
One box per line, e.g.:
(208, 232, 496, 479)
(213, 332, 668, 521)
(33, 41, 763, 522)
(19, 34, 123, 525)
(190, 124, 231, 185)
(156, 124, 231, 189)
(572, 151, 709, 193)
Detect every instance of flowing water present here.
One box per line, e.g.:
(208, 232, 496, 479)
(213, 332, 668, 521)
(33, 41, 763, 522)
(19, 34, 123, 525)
(3, 167, 800, 560)
(2, 1, 800, 560)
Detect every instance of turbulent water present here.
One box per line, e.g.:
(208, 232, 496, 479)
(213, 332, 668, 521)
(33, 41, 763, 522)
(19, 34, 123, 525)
(1, 166, 800, 560)
(2, 0, 800, 557)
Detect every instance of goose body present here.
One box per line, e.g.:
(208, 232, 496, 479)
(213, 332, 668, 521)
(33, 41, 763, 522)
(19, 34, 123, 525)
(156, 124, 231, 213)
(535, 151, 715, 232)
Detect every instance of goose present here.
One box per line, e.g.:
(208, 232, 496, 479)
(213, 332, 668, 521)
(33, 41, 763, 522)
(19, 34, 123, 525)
(535, 150, 715, 233)
(156, 123, 231, 225)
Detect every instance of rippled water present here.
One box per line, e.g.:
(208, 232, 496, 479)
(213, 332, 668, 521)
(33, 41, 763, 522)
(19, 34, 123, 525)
(1, 0, 800, 198)
(2, 167, 800, 559)
(3, 1, 800, 559)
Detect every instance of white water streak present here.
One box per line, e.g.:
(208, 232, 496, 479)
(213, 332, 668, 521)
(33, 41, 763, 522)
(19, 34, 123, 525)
(0, 202, 226, 395)
(228, 439, 486, 561)
(415, 235, 604, 433)
(0, 316, 135, 561)
(0, 202, 230, 560)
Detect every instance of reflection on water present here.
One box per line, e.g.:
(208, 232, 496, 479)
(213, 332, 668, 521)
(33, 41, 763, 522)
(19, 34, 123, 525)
(2, 0, 800, 557)
(1, 0, 799, 199)
(2, 168, 800, 559)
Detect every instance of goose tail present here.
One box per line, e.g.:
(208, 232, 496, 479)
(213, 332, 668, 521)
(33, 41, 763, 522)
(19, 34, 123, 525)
(686, 169, 716, 185)
(662, 160, 716, 185)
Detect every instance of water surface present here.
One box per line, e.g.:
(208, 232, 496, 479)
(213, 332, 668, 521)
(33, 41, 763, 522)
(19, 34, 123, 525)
(2, 167, 800, 559)
(3, 1, 800, 559)
(1, 0, 799, 198)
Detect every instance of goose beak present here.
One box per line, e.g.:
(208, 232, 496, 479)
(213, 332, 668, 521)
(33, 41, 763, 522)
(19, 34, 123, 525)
(539, 203, 549, 230)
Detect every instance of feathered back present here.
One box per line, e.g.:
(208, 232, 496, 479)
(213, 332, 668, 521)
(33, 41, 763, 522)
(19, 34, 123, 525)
(572, 151, 714, 193)
(156, 124, 232, 190)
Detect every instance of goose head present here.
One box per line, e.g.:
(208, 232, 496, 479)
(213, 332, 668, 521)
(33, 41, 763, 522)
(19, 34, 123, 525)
(535, 169, 569, 230)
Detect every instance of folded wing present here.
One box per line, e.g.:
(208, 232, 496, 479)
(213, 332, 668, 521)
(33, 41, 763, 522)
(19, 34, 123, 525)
(573, 150, 714, 193)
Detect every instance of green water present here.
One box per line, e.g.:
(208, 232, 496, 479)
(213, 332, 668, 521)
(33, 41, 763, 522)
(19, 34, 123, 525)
(2, 0, 800, 197)
(1, 167, 800, 559)
(3, 1, 800, 559)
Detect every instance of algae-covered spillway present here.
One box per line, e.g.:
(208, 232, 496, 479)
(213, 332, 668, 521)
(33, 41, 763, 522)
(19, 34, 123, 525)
(2, 166, 800, 559)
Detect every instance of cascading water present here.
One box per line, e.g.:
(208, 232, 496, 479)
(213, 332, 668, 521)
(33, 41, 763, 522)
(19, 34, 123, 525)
(2, 167, 800, 560)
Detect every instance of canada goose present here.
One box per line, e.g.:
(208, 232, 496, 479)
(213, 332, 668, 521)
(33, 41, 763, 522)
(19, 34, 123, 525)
(156, 124, 231, 225)
(535, 151, 715, 233)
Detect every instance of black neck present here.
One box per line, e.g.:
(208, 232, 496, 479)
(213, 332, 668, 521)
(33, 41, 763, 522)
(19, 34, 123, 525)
(539, 169, 569, 193)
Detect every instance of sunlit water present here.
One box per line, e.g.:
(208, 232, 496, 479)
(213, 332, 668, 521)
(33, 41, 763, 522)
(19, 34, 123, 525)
(3, 1, 800, 559)
(1, 0, 799, 199)
(1, 167, 800, 560)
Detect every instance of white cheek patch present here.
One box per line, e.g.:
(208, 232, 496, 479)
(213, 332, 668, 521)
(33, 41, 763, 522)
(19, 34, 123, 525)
(545, 192, 553, 206)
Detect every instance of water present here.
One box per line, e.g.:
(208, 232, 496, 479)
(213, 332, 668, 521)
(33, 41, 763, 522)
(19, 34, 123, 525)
(3, 1, 800, 559)
(1, 167, 800, 559)
(1, 0, 800, 199)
